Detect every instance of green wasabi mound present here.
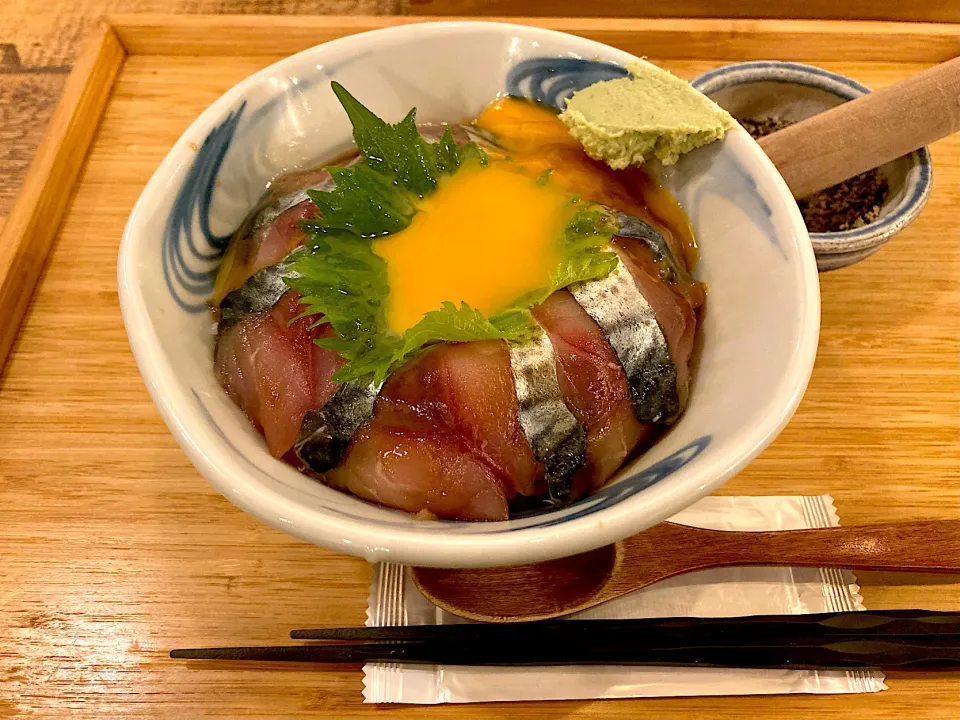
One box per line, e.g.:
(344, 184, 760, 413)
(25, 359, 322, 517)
(560, 60, 735, 168)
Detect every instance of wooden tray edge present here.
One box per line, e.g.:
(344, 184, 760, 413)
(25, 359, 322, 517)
(0, 23, 126, 376)
(107, 13, 960, 61)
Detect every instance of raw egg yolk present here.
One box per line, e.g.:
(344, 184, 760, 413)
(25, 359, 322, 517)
(374, 163, 574, 334)
(477, 97, 700, 271)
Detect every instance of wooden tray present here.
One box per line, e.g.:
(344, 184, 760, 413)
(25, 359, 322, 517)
(2, 14, 959, 719)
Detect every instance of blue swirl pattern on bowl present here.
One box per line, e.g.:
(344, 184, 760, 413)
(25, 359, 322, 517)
(506, 57, 628, 109)
(162, 103, 246, 312)
(162, 68, 333, 312)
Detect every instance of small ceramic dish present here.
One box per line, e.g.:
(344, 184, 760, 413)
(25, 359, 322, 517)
(118, 22, 820, 568)
(691, 61, 933, 272)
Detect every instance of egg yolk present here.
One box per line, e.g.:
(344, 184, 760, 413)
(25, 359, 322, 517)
(374, 163, 574, 334)
(476, 97, 700, 271)
(373, 97, 702, 334)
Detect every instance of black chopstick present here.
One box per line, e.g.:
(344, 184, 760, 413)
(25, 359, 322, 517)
(171, 635, 960, 669)
(170, 610, 960, 671)
(290, 609, 960, 641)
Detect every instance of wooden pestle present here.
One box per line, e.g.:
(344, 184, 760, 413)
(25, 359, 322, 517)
(758, 55, 960, 198)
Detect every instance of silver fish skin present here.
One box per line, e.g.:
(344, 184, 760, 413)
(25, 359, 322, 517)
(244, 156, 365, 241)
(570, 257, 680, 425)
(250, 187, 318, 234)
(613, 210, 696, 286)
(294, 381, 378, 473)
(216, 247, 305, 333)
(507, 329, 586, 503)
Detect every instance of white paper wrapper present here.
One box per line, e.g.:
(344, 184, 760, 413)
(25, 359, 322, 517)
(363, 494, 887, 704)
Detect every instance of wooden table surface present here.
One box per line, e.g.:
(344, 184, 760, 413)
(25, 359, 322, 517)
(2, 6, 960, 720)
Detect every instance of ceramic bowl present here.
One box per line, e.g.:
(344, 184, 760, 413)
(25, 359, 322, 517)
(691, 61, 933, 272)
(118, 21, 819, 568)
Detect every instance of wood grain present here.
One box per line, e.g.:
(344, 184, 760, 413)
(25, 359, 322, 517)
(0, 16, 959, 720)
(0, 24, 124, 374)
(110, 15, 960, 62)
(411, 0, 960, 23)
(414, 520, 960, 622)
(760, 55, 960, 197)
(0, 2, 401, 67)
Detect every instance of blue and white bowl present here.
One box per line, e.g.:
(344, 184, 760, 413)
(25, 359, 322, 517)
(692, 61, 934, 272)
(118, 22, 819, 568)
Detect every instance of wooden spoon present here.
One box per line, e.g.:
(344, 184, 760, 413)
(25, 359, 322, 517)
(412, 520, 960, 622)
(758, 55, 960, 197)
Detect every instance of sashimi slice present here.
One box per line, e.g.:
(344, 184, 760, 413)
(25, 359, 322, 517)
(249, 200, 319, 275)
(212, 200, 320, 306)
(325, 428, 510, 521)
(613, 238, 699, 402)
(325, 341, 543, 521)
(533, 291, 649, 496)
(378, 341, 542, 497)
(214, 290, 343, 456)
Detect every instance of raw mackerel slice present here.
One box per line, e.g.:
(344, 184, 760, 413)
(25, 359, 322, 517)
(325, 340, 544, 521)
(324, 428, 510, 521)
(613, 238, 699, 405)
(533, 290, 651, 497)
(247, 200, 319, 277)
(214, 290, 344, 457)
(211, 185, 325, 306)
(532, 229, 700, 496)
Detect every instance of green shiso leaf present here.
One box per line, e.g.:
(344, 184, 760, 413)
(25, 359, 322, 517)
(331, 81, 480, 199)
(403, 301, 530, 352)
(302, 165, 416, 237)
(298, 83, 488, 240)
(283, 230, 389, 350)
(283, 85, 619, 387)
(551, 204, 621, 290)
(432, 125, 464, 175)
